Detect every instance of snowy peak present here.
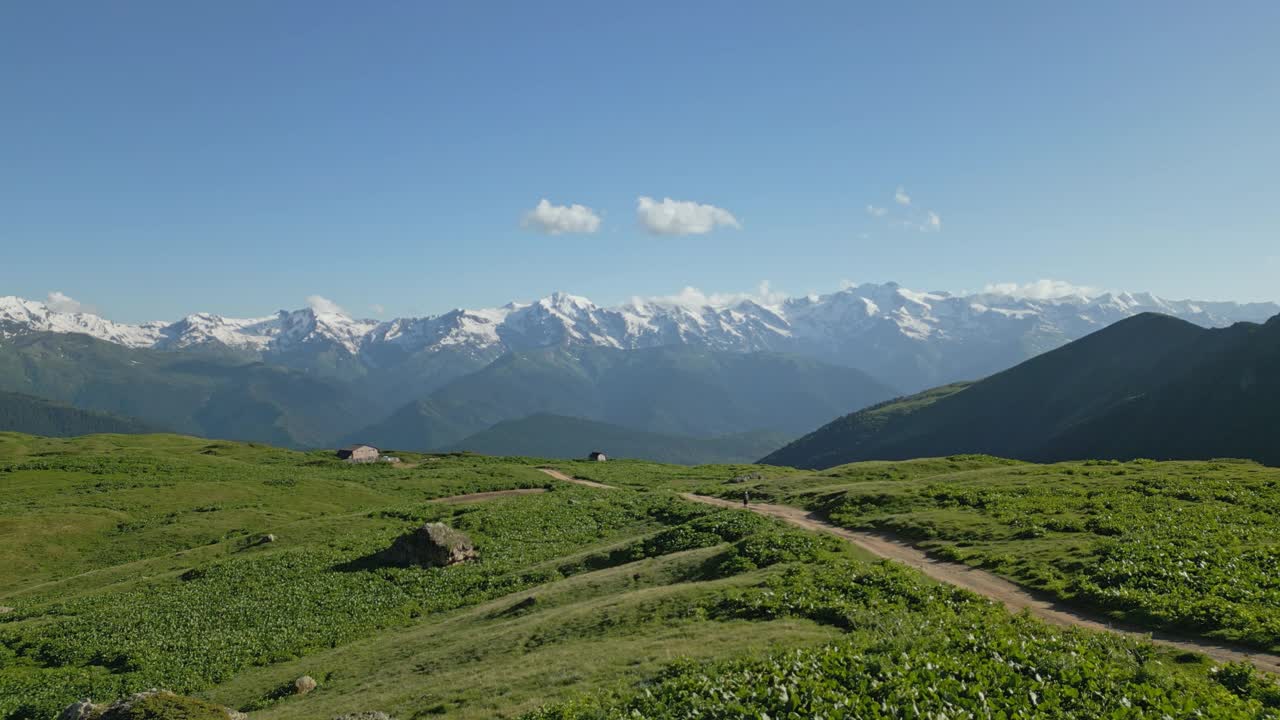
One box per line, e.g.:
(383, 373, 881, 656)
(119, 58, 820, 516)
(275, 308, 379, 355)
(0, 295, 165, 348)
(149, 308, 377, 355)
(154, 312, 282, 351)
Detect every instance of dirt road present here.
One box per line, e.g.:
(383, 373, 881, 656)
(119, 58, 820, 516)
(537, 467, 617, 489)
(683, 493, 1280, 674)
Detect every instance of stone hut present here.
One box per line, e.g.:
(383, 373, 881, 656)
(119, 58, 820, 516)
(588, 450, 607, 462)
(337, 444, 380, 463)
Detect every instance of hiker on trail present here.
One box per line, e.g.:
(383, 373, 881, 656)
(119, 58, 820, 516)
(743, 490, 750, 507)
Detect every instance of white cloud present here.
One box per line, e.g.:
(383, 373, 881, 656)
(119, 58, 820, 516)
(370, 304, 386, 316)
(306, 295, 348, 315)
(46, 291, 94, 314)
(635, 280, 785, 309)
(636, 196, 741, 236)
(981, 279, 1103, 300)
(522, 198, 602, 235)
(865, 188, 940, 234)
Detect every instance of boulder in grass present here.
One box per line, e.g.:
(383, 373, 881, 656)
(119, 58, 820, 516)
(380, 523, 478, 568)
(333, 714, 397, 720)
(294, 674, 318, 695)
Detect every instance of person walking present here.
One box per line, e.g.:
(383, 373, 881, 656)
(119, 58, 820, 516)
(742, 489, 750, 507)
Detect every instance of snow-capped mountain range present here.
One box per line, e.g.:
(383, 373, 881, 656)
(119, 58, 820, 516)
(2, 284, 1276, 391)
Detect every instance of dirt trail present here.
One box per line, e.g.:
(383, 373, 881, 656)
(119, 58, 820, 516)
(430, 488, 548, 504)
(683, 493, 1280, 674)
(538, 467, 617, 489)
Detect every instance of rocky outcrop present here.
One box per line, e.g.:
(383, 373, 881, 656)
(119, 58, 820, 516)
(379, 523, 478, 568)
(57, 700, 98, 720)
(59, 690, 243, 720)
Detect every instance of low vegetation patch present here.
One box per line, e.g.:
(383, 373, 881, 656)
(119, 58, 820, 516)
(528, 557, 1279, 718)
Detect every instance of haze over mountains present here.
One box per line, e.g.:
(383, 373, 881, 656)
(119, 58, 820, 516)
(447, 413, 790, 465)
(346, 345, 894, 452)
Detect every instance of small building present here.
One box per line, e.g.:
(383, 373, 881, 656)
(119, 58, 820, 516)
(588, 451, 607, 462)
(337, 444, 380, 463)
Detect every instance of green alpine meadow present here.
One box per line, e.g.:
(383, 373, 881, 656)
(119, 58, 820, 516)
(4, 434, 1280, 718)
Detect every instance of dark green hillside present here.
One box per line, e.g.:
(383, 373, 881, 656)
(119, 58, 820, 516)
(449, 413, 790, 464)
(764, 312, 1280, 468)
(0, 333, 382, 447)
(1044, 314, 1280, 465)
(348, 345, 897, 451)
(761, 382, 971, 469)
(0, 391, 157, 437)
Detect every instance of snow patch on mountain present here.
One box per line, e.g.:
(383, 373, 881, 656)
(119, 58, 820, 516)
(0, 296, 166, 348)
(2, 285, 1276, 391)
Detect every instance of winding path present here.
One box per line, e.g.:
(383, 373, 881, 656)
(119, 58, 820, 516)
(683, 492, 1280, 674)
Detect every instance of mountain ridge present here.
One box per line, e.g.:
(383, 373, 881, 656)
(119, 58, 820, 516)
(762, 311, 1280, 468)
(5, 285, 1276, 391)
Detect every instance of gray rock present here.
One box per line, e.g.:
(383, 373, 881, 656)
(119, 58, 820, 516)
(59, 689, 245, 719)
(57, 700, 101, 720)
(333, 714, 396, 720)
(380, 523, 478, 568)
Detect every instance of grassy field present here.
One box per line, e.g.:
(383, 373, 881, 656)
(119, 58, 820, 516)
(3, 435, 1279, 718)
(657, 453, 1280, 653)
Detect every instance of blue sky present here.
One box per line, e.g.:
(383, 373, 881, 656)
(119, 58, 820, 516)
(2, 1, 1277, 322)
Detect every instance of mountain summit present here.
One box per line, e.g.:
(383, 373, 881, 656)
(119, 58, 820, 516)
(2, 285, 1275, 391)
